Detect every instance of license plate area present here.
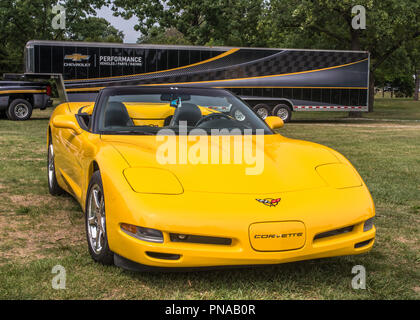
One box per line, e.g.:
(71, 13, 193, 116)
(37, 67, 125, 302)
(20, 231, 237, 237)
(249, 221, 306, 252)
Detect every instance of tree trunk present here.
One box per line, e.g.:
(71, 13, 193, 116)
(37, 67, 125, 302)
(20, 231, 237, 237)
(414, 70, 419, 101)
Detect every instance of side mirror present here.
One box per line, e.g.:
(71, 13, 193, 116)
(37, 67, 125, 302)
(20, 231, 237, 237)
(52, 115, 82, 135)
(265, 116, 284, 130)
(80, 105, 94, 115)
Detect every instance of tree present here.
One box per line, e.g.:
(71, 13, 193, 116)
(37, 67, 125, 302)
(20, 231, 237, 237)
(374, 46, 417, 98)
(111, 0, 267, 46)
(137, 26, 190, 45)
(0, 0, 117, 74)
(405, 38, 420, 100)
(111, 0, 420, 111)
(67, 17, 124, 43)
(262, 0, 420, 111)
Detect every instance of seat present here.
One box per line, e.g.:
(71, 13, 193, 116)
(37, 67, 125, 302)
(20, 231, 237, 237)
(104, 102, 134, 127)
(171, 103, 202, 127)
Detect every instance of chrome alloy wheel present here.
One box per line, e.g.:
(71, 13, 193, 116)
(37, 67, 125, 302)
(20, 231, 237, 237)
(256, 107, 269, 119)
(48, 143, 55, 189)
(276, 107, 289, 121)
(87, 185, 106, 255)
(14, 103, 29, 119)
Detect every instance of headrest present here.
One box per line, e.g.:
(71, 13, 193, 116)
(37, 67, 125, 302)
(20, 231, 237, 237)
(104, 102, 133, 127)
(172, 103, 202, 126)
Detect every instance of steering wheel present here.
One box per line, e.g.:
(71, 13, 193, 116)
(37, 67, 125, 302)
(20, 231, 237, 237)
(195, 113, 233, 127)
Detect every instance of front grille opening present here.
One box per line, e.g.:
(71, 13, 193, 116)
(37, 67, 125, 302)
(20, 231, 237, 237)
(314, 225, 354, 241)
(170, 233, 232, 245)
(146, 252, 181, 260)
(354, 239, 372, 248)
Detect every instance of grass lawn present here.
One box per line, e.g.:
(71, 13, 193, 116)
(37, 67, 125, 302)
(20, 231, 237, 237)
(0, 100, 419, 300)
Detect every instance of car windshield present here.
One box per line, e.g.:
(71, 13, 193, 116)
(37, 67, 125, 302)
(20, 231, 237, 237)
(96, 88, 272, 135)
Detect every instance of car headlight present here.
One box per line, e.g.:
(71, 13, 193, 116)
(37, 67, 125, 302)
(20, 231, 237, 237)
(316, 163, 362, 189)
(121, 223, 164, 243)
(363, 218, 374, 232)
(123, 167, 183, 194)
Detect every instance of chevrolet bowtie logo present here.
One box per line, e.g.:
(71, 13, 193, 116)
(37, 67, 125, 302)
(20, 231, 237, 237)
(64, 54, 90, 62)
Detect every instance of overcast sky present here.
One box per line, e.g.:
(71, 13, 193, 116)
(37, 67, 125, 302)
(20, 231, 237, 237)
(95, 6, 139, 43)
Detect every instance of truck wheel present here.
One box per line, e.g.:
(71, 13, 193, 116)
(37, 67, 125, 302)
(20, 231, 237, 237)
(6, 99, 33, 121)
(253, 104, 271, 120)
(272, 104, 292, 122)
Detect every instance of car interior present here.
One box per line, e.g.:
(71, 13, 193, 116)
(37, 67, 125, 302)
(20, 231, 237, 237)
(75, 92, 273, 135)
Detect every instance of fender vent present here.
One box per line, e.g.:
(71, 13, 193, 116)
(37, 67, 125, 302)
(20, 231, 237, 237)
(314, 225, 354, 241)
(354, 239, 372, 248)
(170, 233, 232, 245)
(146, 252, 181, 260)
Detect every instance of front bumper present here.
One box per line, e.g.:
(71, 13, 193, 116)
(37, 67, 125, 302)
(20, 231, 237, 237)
(104, 181, 375, 270)
(112, 221, 375, 270)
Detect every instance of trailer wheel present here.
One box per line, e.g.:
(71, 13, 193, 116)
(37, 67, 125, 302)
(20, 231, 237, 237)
(6, 99, 33, 121)
(272, 104, 292, 123)
(253, 104, 271, 120)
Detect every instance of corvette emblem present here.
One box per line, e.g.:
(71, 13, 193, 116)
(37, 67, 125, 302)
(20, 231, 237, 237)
(256, 198, 281, 207)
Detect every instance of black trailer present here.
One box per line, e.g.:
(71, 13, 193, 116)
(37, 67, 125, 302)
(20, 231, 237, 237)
(24, 40, 370, 122)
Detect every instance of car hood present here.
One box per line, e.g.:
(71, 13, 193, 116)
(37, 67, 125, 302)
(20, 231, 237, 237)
(101, 134, 339, 194)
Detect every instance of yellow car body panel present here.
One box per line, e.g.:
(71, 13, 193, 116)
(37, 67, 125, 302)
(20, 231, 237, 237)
(48, 100, 375, 269)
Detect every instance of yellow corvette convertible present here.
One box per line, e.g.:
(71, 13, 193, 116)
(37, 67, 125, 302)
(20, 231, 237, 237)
(47, 86, 375, 271)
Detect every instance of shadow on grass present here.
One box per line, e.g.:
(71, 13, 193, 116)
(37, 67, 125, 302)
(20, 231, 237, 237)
(119, 249, 388, 291)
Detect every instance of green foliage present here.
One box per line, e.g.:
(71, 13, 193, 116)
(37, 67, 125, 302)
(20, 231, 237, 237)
(391, 75, 415, 98)
(138, 27, 191, 45)
(1, 0, 419, 99)
(375, 47, 416, 97)
(112, 0, 267, 46)
(0, 0, 121, 74)
(67, 17, 124, 43)
(111, 0, 420, 106)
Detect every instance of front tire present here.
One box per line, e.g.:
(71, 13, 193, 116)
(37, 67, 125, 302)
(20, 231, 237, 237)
(85, 171, 114, 265)
(47, 137, 64, 195)
(6, 99, 33, 121)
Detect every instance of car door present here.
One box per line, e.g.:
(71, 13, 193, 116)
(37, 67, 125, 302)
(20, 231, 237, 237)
(53, 124, 84, 199)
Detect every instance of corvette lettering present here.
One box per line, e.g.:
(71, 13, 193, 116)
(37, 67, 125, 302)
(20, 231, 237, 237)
(254, 233, 303, 239)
